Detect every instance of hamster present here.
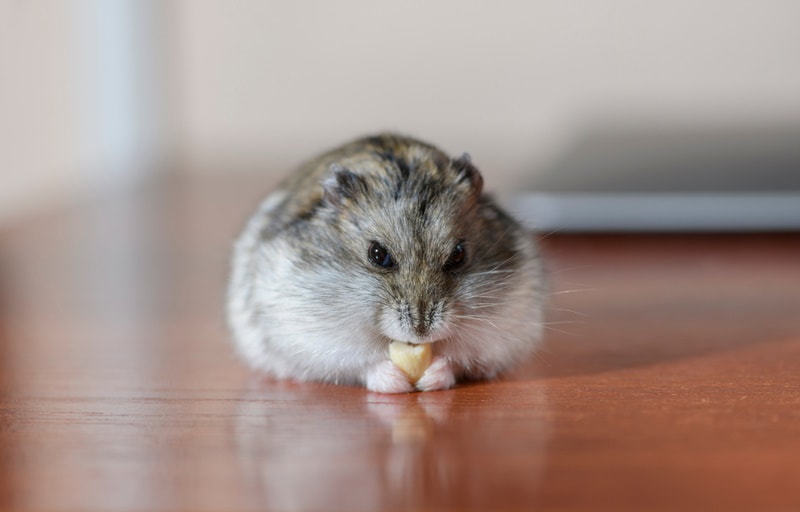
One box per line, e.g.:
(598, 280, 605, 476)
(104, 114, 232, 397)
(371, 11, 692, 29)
(226, 134, 544, 393)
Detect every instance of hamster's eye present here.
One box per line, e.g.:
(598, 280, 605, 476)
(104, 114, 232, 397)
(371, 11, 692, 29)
(368, 241, 395, 269)
(443, 241, 466, 272)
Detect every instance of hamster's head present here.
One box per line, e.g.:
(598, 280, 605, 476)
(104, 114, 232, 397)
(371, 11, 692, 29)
(317, 135, 519, 346)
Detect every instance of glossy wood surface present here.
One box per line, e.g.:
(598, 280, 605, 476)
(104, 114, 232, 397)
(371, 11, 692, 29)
(1, 175, 799, 511)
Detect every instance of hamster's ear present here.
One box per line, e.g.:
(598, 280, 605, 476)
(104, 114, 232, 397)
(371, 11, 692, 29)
(322, 164, 367, 206)
(451, 153, 483, 197)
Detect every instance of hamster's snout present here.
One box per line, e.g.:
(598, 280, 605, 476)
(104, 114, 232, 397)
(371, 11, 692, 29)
(408, 300, 444, 337)
(380, 299, 449, 344)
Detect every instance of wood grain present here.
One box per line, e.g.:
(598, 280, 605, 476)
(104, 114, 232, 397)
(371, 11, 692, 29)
(1, 175, 799, 511)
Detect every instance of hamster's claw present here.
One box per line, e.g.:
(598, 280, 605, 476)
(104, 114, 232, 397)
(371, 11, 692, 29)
(415, 356, 456, 392)
(365, 360, 416, 394)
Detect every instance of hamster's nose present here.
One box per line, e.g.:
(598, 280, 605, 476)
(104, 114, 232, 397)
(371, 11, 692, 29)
(412, 301, 433, 337)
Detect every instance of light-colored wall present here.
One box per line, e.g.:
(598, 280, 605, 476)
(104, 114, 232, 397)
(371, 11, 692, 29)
(3, 1, 800, 224)
(1, 2, 87, 223)
(1, 0, 164, 225)
(171, 0, 800, 185)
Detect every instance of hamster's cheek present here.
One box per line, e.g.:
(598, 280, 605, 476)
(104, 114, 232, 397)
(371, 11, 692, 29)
(376, 306, 407, 342)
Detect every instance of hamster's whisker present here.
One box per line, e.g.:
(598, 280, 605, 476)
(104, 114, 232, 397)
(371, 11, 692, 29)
(548, 306, 590, 318)
(471, 269, 516, 276)
(549, 287, 598, 296)
(463, 293, 503, 302)
(452, 315, 499, 329)
(484, 253, 519, 273)
(464, 304, 502, 311)
(542, 320, 584, 327)
(540, 324, 580, 337)
(547, 264, 595, 275)
(535, 229, 562, 241)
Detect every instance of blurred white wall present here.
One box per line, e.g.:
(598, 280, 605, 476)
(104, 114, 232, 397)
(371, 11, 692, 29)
(1, 2, 86, 223)
(171, 0, 800, 184)
(1, 0, 165, 225)
(2, 0, 800, 224)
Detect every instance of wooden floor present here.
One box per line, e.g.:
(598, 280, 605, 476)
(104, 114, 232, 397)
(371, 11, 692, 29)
(1, 175, 799, 511)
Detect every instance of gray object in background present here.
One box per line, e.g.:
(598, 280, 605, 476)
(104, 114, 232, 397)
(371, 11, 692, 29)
(505, 124, 800, 232)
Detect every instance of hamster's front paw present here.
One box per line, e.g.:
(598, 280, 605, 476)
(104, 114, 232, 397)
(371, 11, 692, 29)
(415, 356, 456, 392)
(365, 360, 416, 394)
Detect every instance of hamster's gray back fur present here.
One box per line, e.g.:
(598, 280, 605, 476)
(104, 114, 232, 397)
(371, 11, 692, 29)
(227, 134, 544, 392)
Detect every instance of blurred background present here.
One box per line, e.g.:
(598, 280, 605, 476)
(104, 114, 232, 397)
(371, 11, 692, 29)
(2, 0, 800, 230)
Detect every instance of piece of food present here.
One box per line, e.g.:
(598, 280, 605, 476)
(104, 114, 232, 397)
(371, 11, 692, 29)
(389, 341, 433, 382)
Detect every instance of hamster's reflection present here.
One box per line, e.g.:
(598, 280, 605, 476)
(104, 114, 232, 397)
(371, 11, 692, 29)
(234, 380, 550, 510)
